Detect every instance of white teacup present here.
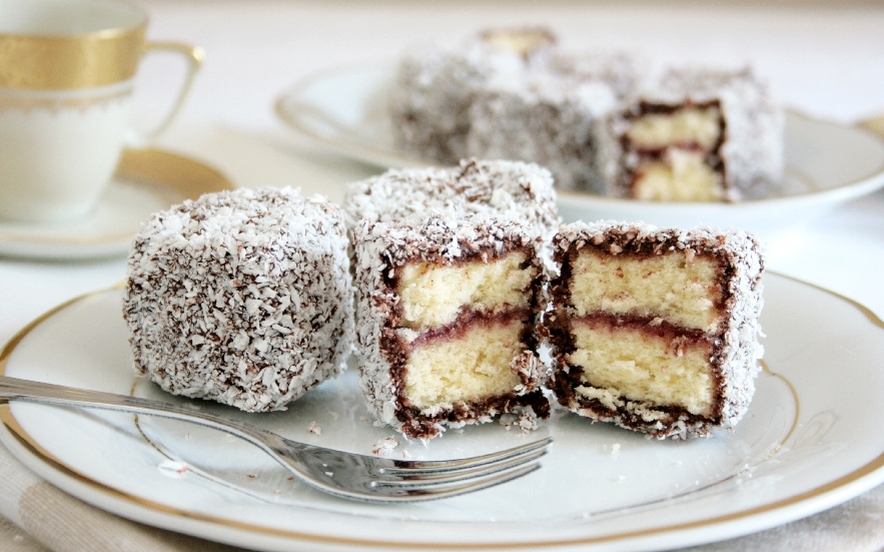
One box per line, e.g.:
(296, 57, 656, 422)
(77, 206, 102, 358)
(0, 0, 202, 223)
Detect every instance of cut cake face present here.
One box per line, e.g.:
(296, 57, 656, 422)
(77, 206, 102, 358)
(606, 68, 783, 202)
(353, 216, 551, 440)
(344, 160, 560, 439)
(548, 221, 765, 439)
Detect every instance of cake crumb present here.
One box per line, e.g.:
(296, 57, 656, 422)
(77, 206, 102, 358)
(307, 421, 321, 435)
(499, 413, 517, 430)
(517, 411, 539, 432)
(372, 437, 400, 456)
(499, 411, 539, 433)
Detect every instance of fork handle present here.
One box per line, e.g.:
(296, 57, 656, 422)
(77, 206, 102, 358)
(0, 376, 288, 453)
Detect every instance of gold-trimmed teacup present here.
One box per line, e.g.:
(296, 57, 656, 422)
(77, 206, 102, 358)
(0, 0, 203, 223)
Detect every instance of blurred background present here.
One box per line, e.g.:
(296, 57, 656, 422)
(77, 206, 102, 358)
(133, 0, 884, 133)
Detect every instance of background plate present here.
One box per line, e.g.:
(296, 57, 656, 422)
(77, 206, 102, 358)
(275, 63, 884, 238)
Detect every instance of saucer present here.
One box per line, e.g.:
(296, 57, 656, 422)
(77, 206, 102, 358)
(0, 148, 234, 261)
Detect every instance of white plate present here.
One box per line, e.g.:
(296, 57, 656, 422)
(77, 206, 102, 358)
(0, 149, 234, 261)
(1, 274, 884, 551)
(275, 64, 884, 238)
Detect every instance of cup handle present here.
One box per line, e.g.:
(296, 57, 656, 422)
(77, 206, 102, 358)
(125, 41, 205, 148)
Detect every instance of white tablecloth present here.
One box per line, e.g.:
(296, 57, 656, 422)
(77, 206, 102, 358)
(2, 1, 884, 550)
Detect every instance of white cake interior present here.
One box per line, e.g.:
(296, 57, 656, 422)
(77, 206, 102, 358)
(403, 320, 524, 410)
(633, 150, 722, 202)
(482, 28, 553, 57)
(569, 249, 722, 331)
(396, 251, 535, 411)
(626, 106, 721, 150)
(570, 322, 714, 416)
(626, 105, 724, 202)
(397, 252, 532, 328)
(565, 246, 724, 417)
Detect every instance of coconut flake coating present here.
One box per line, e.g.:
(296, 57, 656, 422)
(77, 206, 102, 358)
(466, 80, 614, 193)
(390, 29, 783, 201)
(343, 159, 560, 239)
(123, 187, 354, 412)
(466, 53, 641, 193)
(389, 28, 558, 164)
(549, 221, 765, 439)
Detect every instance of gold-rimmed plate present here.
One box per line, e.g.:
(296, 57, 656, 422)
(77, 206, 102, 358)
(275, 63, 884, 239)
(0, 273, 883, 551)
(0, 148, 234, 261)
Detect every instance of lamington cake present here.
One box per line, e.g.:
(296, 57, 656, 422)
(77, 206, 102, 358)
(389, 27, 558, 165)
(547, 221, 764, 439)
(390, 29, 783, 201)
(465, 51, 642, 193)
(123, 187, 354, 412)
(603, 67, 783, 202)
(345, 160, 560, 439)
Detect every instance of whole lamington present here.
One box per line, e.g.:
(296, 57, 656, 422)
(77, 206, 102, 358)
(123, 187, 354, 412)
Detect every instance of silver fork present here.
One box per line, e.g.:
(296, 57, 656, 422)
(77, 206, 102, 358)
(0, 376, 551, 503)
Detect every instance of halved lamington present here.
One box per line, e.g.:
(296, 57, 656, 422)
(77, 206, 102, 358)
(548, 221, 764, 439)
(604, 67, 783, 202)
(345, 160, 560, 439)
(353, 216, 551, 440)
